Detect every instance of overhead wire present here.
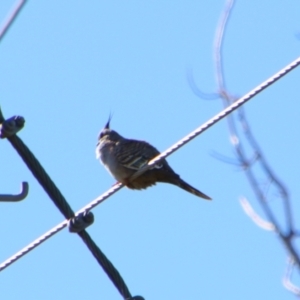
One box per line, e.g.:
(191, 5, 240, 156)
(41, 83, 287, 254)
(1, 1, 300, 299)
(1, 55, 299, 273)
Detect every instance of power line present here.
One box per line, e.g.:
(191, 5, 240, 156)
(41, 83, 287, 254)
(2, 1, 298, 298)
(0, 0, 27, 42)
(1, 55, 299, 273)
(0, 115, 133, 299)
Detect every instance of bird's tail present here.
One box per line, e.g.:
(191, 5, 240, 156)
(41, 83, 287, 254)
(175, 178, 211, 200)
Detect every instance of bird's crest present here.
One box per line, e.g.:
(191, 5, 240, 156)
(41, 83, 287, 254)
(104, 112, 113, 129)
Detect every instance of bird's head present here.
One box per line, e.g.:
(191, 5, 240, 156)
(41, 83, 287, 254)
(97, 115, 122, 145)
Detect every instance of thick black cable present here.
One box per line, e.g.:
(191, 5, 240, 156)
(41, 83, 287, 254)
(0, 112, 133, 299)
(78, 231, 132, 298)
(8, 134, 75, 218)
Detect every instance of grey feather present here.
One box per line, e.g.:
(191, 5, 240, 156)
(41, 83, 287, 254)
(96, 119, 211, 200)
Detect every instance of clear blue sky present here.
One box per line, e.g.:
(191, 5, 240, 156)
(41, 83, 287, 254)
(1, 1, 299, 299)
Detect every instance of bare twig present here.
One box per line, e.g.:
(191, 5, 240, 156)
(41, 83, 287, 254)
(283, 257, 300, 296)
(239, 197, 275, 231)
(214, 0, 235, 91)
(186, 68, 220, 100)
(190, 0, 300, 295)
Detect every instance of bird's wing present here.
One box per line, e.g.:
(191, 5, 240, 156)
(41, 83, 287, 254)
(115, 139, 160, 170)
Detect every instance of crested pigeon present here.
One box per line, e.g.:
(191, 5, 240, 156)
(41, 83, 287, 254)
(96, 118, 211, 200)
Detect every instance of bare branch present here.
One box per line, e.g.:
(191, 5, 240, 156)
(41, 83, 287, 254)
(240, 197, 275, 231)
(283, 257, 300, 296)
(237, 107, 293, 229)
(186, 67, 220, 100)
(191, 0, 300, 294)
(214, 0, 235, 91)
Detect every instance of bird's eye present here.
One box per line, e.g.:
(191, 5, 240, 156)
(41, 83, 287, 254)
(99, 130, 107, 139)
(97, 132, 104, 141)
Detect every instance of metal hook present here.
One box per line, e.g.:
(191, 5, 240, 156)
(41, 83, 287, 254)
(0, 182, 29, 202)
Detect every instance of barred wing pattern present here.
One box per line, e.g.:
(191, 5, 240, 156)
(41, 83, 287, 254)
(115, 139, 161, 170)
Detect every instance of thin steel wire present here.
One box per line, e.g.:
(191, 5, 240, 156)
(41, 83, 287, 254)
(0, 220, 67, 271)
(132, 56, 300, 176)
(0, 185, 121, 271)
(1, 56, 299, 272)
(0, 0, 27, 42)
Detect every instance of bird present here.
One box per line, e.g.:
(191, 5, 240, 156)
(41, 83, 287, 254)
(95, 117, 211, 200)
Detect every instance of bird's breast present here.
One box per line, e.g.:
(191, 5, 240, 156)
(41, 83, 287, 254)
(96, 142, 128, 181)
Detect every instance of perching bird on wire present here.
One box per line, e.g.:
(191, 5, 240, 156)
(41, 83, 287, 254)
(95, 117, 211, 200)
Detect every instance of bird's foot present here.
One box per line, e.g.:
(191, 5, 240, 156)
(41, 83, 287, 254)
(111, 178, 133, 188)
(112, 181, 120, 186)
